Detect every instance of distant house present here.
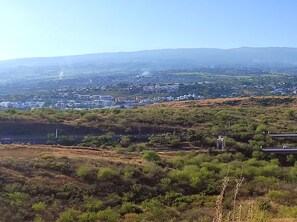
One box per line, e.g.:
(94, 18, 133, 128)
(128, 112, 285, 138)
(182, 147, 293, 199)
(100, 95, 114, 101)
(78, 95, 91, 100)
(143, 85, 155, 92)
(115, 97, 126, 102)
(91, 95, 101, 100)
(166, 96, 174, 101)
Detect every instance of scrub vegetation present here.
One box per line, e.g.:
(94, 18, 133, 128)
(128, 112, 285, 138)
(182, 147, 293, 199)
(1, 97, 297, 221)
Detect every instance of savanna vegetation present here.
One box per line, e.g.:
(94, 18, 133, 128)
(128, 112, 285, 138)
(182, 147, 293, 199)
(0, 145, 297, 222)
(1, 97, 297, 221)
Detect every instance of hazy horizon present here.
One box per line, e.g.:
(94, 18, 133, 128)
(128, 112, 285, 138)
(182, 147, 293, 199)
(2, 46, 297, 61)
(1, 0, 297, 60)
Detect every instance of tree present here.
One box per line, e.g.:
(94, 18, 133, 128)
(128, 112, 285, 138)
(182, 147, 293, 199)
(58, 136, 75, 146)
(47, 133, 56, 145)
(120, 136, 131, 147)
(142, 150, 160, 162)
(255, 124, 267, 134)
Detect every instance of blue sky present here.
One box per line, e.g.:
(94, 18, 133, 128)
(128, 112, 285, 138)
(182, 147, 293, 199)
(0, 0, 297, 60)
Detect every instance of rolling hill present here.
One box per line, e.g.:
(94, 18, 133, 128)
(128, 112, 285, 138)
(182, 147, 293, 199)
(1, 47, 297, 81)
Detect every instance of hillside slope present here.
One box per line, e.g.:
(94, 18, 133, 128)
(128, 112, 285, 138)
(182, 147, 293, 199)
(1, 47, 297, 80)
(1, 144, 297, 221)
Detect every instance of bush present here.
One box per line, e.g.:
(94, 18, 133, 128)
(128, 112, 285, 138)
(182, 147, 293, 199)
(58, 136, 76, 146)
(97, 167, 119, 180)
(123, 213, 139, 222)
(83, 196, 103, 212)
(78, 212, 97, 222)
(8, 192, 28, 207)
(32, 202, 46, 213)
(217, 153, 233, 163)
(120, 136, 131, 147)
(57, 208, 81, 222)
(142, 150, 160, 161)
(140, 199, 166, 221)
(127, 145, 137, 152)
(76, 165, 93, 179)
(144, 162, 163, 177)
(97, 207, 120, 222)
(123, 166, 137, 179)
(81, 133, 116, 147)
(33, 215, 45, 222)
(277, 206, 297, 218)
(83, 113, 97, 121)
(120, 202, 142, 214)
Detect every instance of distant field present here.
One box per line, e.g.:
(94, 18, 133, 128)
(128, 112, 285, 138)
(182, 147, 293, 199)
(174, 71, 209, 75)
(174, 71, 283, 78)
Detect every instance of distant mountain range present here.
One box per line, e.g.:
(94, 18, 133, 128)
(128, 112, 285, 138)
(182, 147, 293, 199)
(1, 47, 297, 80)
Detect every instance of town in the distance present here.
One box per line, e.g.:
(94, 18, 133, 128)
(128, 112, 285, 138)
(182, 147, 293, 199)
(2, 48, 297, 110)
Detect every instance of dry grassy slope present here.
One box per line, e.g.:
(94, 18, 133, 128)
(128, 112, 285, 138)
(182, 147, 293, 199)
(1, 96, 296, 137)
(0, 144, 177, 165)
(0, 144, 143, 164)
(271, 219, 297, 222)
(0, 144, 180, 190)
(150, 96, 297, 108)
(1, 146, 296, 221)
(0, 144, 146, 188)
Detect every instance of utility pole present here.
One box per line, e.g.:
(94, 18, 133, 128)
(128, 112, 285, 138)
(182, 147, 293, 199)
(55, 129, 58, 139)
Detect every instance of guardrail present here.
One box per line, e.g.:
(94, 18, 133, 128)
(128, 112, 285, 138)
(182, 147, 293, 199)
(262, 147, 297, 153)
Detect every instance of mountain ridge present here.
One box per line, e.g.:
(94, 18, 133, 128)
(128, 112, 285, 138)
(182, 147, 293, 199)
(1, 47, 297, 66)
(1, 47, 297, 81)
(1, 46, 297, 62)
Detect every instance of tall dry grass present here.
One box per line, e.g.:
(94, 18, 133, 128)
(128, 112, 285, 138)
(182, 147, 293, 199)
(213, 176, 272, 222)
(214, 176, 229, 222)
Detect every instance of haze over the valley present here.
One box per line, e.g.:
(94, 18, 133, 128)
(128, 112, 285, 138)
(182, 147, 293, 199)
(1, 47, 297, 82)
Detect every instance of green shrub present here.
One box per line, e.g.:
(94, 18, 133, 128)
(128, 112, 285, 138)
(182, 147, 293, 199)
(83, 113, 97, 121)
(142, 150, 160, 161)
(81, 133, 116, 147)
(144, 162, 163, 177)
(123, 166, 137, 179)
(78, 212, 97, 222)
(38, 153, 56, 160)
(277, 205, 297, 218)
(120, 202, 141, 214)
(76, 165, 93, 179)
(8, 192, 28, 207)
(32, 202, 46, 213)
(127, 144, 137, 152)
(33, 215, 45, 222)
(57, 208, 81, 222)
(97, 207, 120, 222)
(83, 196, 103, 212)
(120, 136, 131, 147)
(58, 136, 76, 146)
(140, 199, 166, 221)
(97, 167, 119, 180)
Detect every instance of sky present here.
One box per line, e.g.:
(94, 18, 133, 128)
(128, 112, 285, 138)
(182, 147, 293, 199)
(0, 0, 297, 60)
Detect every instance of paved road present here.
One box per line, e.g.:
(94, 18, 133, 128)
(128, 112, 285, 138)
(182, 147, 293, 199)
(262, 148, 297, 153)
